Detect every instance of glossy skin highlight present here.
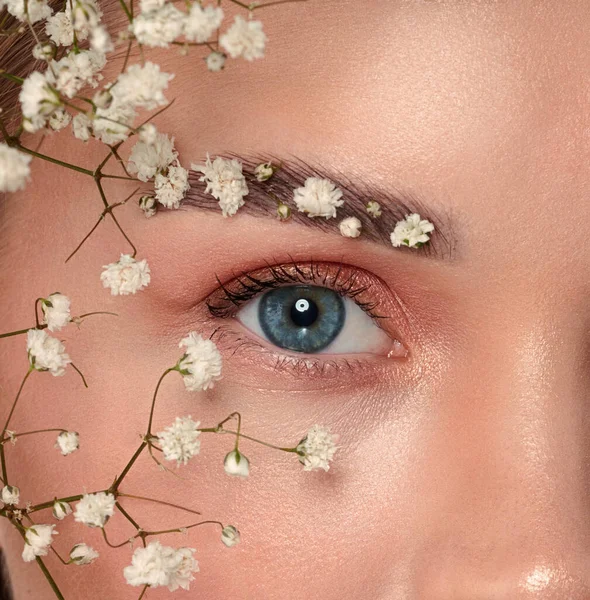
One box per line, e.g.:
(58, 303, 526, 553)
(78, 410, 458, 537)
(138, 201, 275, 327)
(1, 1, 590, 598)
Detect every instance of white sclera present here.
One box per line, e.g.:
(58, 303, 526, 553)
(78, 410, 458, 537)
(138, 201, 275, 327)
(237, 291, 392, 355)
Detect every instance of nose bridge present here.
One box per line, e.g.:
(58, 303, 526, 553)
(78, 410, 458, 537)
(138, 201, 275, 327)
(415, 295, 590, 598)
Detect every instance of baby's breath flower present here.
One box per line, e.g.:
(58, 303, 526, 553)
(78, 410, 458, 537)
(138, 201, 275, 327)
(74, 492, 115, 528)
(0, 144, 31, 193)
(130, 2, 185, 48)
(93, 88, 112, 109)
(293, 177, 344, 219)
(191, 154, 249, 217)
(100, 254, 151, 296)
(128, 132, 177, 182)
(154, 163, 189, 209)
(55, 431, 79, 456)
(112, 62, 173, 110)
(90, 25, 113, 53)
(45, 11, 74, 46)
(138, 123, 157, 145)
(19, 71, 61, 132)
(52, 500, 72, 520)
(220, 15, 266, 61)
(390, 213, 435, 248)
(205, 51, 226, 72)
(41, 292, 71, 332)
(48, 108, 71, 131)
(92, 100, 136, 144)
(366, 200, 382, 218)
(221, 525, 240, 547)
(223, 449, 250, 477)
(339, 216, 362, 238)
(184, 3, 223, 43)
(277, 202, 291, 221)
(1, 485, 20, 506)
(177, 332, 222, 391)
(3, 0, 51, 23)
(72, 0, 102, 33)
(22, 525, 57, 562)
(296, 425, 339, 472)
(156, 416, 201, 466)
(32, 42, 56, 61)
(254, 161, 274, 182)
(139, 195, 157, 218)
(26, 329, 71, 376)
(46, 49, 106, 99)
(72, 113, 92, 141)
(69, 543, 99, 565)
(124, 542, 199, 591)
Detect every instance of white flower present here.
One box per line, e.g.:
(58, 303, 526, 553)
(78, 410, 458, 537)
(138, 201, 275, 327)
(177, 332, 223, 392)
(19, 71, 60, 132)
(127, 133, 177, 182)
(3, 0, 51, 23)
(72, 0, 101, 32)
(26, 329, 71, 376)
(223, 449, 249, 477)
(184, 3, 223, 43)
(366, 200, 382, 218)
(154, 164, 189, 209)
(191, 154, 249, 217)
(138, 123, 157, 145)
(32, 42, 56, 61)
(1, 485, 20, 505)
(277, 202, 291, 221)
(41, 292, 71, 332)
(72, 113, 92, 141)
(48, 108, 71, 131)
(139, 195, 157, 218)
(293, 177, 344, 219)
(339, 216, 362, 238)
(55, 431, 79, 456)
(100, 254, 151, 296)
(22, 525, 57, 563)
(220, 15, 266, 61)
(0, 144, 31, 193)
(91, 25, 113, 53)
(139, 0, 164, 11)
(254, 161, 275, 182)
(130, 3, 185, 48)
(296, 424, 339, 472)
(221, 525, 240, 548)
(52, 500, 72, 520)
(156, 416, 201, 467)
(74, 492, 115, 528)
(92, 100, 136, 144)
(123, 542, 199, 591)
(112, 62, 173, 110)
(390, 213, 435, 248)
(46, 49, 106, 99)
(45, 11, 74, 46)
(69, 543, 99, 565)
(205, 51, 226, 72)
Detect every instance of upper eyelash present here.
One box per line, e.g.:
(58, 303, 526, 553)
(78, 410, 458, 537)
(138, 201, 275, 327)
(206, 260, 385, 320)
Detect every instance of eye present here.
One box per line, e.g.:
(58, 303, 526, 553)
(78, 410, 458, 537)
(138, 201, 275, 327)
(236, 284, 391, 355)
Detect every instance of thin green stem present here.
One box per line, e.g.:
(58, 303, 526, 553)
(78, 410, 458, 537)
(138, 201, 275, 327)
(69, 362, 88, 388)
(0, 71, 24, 84)
(144, 519, 223, 537)
(117, 0, 133, 21)
(1, 428, 65, 444)
(0, 327, 41, 339)
(111, 442, 147, 492)
(137, 584, 149, 600)
(95, 179, 137, 256)
(146, 368, 174, 435)
(115, 500, 142, 530)
(2, 368, 33, 437)
(201, 427, 298, 453)
(118, 493, 202, 516)
(102, 526, 135, 549)
(29, 493, 89, 514)
(14, 145, 93, 176)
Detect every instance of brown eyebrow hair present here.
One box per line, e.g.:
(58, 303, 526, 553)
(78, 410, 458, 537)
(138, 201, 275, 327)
(181, 153, 457, 260)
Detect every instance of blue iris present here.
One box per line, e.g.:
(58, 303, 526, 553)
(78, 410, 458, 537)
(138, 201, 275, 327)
(258, 285, 345, 353)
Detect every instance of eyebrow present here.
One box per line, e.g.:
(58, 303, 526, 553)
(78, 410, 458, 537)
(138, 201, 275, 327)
(181, 153, 456, 261)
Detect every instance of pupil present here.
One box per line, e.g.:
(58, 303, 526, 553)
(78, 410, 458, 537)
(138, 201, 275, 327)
(290, 297, 319, 327)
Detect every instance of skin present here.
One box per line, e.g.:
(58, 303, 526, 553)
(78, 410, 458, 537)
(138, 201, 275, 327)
(1, 0, 590, 597)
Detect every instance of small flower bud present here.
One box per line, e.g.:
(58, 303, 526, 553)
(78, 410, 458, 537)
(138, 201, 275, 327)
(32, 42, 56, 61)
(223, 449, 250, 477)
(52, 500, 72, 520)
(1, 485, 20, 506)
(254, 161, 275, 182)
(55, 431, 79, 456)
(138, 195, 157, 218)
(277, 202, 291, 221)
(205, 51, 226, 72)
(221, 525, 240, 548)
(138, 123, 157, 146)
(366, 200, 382, 218)
(69, 543, 99, 565)
(93, 89, 113, 110)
